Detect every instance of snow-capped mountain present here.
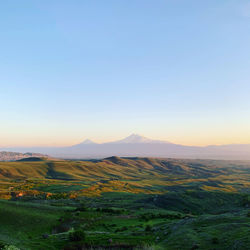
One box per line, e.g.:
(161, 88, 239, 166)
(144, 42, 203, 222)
(2, 134, 250, 160)
(77, 139, 97, 145)
(108, 134, 171, 144)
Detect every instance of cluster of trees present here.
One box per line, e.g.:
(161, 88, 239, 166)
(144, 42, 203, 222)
(0, 242, 20, 250)
(139, 212, 183, 221)
(10, 191, 77, 201)
(96, 207, 126, 214)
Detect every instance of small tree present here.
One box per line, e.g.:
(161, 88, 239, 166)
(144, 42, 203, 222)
(69, 229, 86, 242)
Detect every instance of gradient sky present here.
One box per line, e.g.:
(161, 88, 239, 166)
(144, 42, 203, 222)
(1, 0, 250, 147)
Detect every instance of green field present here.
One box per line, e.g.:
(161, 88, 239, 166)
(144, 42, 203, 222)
(0, 157, 249, 249)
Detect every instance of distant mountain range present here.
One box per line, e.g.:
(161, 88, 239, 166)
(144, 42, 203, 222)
(75, 134, 171, 145)
(1, 134, 250, 160)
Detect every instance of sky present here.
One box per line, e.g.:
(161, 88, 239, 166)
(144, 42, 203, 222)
(1, 0, 250, 147)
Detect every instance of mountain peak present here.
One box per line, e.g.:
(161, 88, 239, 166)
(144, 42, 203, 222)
(123, 134, 150, 143)
(111, 134, 171, 144)
(79, 139, 96, 145)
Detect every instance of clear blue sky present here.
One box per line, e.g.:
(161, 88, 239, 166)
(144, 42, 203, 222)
(1, 0, 250, 146)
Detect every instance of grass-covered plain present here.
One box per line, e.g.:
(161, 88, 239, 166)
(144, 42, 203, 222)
(0, 157, 249, 249)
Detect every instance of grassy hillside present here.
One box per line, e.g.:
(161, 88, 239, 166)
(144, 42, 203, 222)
(0, 157, 249, 198)
(0, 200, 72, 249)
(0, 157, 249, 249)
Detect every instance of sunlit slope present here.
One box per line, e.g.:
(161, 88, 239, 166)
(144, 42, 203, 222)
(0, 157, 249, 196)
(0, 161, 48, 179)
(0, 156, 246, 181)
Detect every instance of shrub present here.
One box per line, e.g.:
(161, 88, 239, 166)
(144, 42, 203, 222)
(121, 226, 128, 231)
(96, 207, 123, 214)
(191, 243, 199, 249)
(212, 237, 219, 244)
(76, 204, 87, 212)
(0, 242, 5, 249)
(145, 225, 152, 232)
(3, 246, 20, 250)
(69, 229, 86, 242)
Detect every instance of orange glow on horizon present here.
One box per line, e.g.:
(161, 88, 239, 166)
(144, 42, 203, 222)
(1, 134, 250, 148)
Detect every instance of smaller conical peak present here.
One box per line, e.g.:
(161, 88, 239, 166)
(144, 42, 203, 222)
(80, 139, 96, 144)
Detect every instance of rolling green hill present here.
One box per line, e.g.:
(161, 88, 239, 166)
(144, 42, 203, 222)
(0, 157, 249, 249)
(0, 157, 249, 198)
